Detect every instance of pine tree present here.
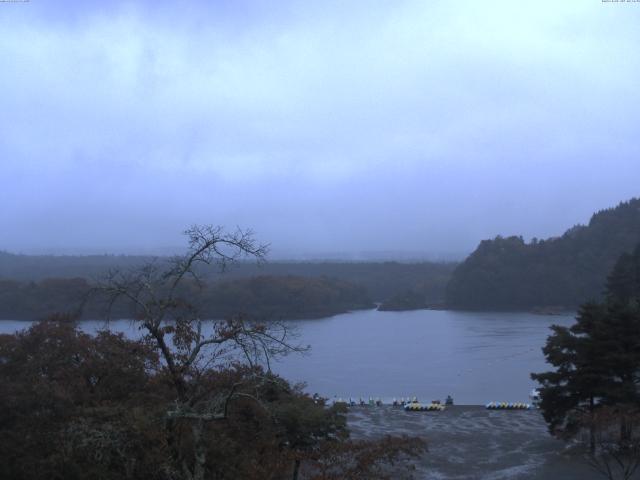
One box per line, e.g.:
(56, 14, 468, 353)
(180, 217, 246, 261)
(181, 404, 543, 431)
(531, 303, 610, 451)
(532, 243, 640, 452)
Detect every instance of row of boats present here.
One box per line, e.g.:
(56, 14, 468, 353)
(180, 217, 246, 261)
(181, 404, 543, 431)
(404, 402, 446, 411)
(404, 400, 534, 411)
(329, 390, 542, 411)
(485, 402, 532, 410)
(331, 396, 453, 407)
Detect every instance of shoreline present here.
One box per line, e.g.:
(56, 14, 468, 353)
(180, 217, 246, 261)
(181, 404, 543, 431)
(347, 405, 598, 479)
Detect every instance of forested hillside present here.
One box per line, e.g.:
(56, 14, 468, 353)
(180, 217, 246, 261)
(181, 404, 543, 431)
(446, 198, 640, 310)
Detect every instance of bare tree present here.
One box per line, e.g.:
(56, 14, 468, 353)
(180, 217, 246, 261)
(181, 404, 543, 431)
(92, 225, 306, 480)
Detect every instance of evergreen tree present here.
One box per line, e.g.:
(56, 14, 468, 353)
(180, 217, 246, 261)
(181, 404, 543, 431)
(531, 303, 611, 451)
(532, 243, 640, 452)
(606, 243, 640, 306)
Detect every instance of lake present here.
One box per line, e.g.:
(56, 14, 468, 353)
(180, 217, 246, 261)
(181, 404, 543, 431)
(0, 308, 575, 405)
(275, 308, 575, 405)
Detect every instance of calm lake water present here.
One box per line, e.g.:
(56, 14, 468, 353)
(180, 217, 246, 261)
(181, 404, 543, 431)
(275, 309, 575, 405)
(0, 309, 575, 405)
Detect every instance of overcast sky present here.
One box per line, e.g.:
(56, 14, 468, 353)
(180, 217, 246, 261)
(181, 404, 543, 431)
(1, 0, 639, 259)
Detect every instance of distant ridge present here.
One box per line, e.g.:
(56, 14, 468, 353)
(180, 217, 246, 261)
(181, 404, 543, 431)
(446, 198, 640, 310)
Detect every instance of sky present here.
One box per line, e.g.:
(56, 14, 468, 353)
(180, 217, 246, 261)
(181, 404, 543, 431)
(1, 0, 639, 259)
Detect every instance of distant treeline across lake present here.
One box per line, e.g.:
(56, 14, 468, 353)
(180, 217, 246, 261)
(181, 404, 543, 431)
(1, 197, 639, 319)
(0, 257, 455, 320)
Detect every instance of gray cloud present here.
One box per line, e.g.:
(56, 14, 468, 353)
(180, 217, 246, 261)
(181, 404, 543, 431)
(1, 0, 639, 257)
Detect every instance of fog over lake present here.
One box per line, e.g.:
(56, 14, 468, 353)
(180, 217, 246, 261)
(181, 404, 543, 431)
(0, 309, 574, 405)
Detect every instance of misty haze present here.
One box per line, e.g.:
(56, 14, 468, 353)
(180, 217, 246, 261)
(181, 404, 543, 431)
(1, 1, 640, 480)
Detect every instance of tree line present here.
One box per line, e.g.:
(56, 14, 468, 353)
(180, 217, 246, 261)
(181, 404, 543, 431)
(0, 251, 455, 305)
(447, 198, 640, 310)
(0, 274, 374, 321)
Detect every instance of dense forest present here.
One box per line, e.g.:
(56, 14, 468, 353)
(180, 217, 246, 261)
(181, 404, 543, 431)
(0, 253, 455, 303)
(377, 289, 433, 311)
(200, 275, 373, 319)
(0, 275, 374, 321)
(0, 253, 455, 319)
(446, 198, 640, 310)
